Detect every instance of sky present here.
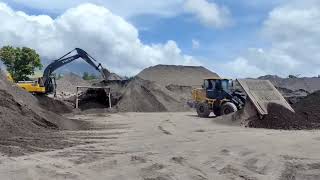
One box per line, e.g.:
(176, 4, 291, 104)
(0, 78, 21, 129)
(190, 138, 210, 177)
(0, 0, 319, 78)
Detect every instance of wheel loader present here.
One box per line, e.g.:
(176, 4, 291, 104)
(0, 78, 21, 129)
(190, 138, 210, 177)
(192, 77, 246, 117)
(192, 78, 295, 118)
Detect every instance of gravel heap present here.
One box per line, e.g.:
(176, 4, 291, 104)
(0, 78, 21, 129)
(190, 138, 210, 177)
(116, 77, 189, 112)
(293, 90, 320, 122)
(248, 91, 320, 130)
(0, 70, 90, 156)
(247, 103, 311, 130)
(137, 65, 219, 87)
(259, 75, 320, 93)
(56, 73, 90, 95)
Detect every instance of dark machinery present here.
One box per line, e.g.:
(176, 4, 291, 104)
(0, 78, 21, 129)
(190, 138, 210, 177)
(192, 78, 246, 117)
(40, 48, 110, 94)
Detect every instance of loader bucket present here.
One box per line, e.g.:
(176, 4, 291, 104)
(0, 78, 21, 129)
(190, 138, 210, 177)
(237, 79, 294, 116)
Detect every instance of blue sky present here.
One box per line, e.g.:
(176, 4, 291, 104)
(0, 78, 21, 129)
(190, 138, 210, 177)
(0, 0, 319, 78)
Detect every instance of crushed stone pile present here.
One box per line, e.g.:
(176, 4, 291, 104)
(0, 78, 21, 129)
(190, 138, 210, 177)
(293, 90, 320, 122)
(56, 73, 90, 95)
(138, 65, 219, 105)
(116, 77, 189, 112)
(165, 84, 192, 101)
(246, 90, 320, 130)
(259, 75, 320, 93)
(36, 96, 73, 114)
(137, 65, 219, 87)
(247, 103, 313, 130)
(0, 70, 90, 156)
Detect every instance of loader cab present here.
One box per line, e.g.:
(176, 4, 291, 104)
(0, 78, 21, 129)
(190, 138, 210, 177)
(203, 78, 232, 100)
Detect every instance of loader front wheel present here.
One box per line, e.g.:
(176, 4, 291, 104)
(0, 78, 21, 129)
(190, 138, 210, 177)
(196, 103, 211, 118)
(221, 102, 237, 115)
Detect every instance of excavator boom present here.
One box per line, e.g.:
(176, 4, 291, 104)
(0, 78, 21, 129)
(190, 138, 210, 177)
(39, 48, 110, 94)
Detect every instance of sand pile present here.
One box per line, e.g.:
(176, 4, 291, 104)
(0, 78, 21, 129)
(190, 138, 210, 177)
(246, 90, 320, 130)
(0, 71, 91, 156)
(56, 73, 90, 95)
(138, 65, 219, 87)
(138, 65, 219, 104)
(0, 89, 57, 137)
(117, 77, 189, 112)
(247, 103, 313, 130)
(36, 96, 73, 114)
(293, 90, 320, 121)
(165, 84, 192, 101)
(259, 75, 320, 93)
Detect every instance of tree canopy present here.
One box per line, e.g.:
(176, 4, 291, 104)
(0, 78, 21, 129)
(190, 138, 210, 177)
(0, 46, 42, 81)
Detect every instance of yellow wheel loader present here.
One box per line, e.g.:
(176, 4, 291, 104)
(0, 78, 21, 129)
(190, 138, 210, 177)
(191, 78, 295, 118)
(192, 78, 246, 117)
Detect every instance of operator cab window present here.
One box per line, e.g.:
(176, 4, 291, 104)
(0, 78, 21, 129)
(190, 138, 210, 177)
(221, 80, 229, 91)
(204, 80, 209, 89)
(210, 80, 216, 90)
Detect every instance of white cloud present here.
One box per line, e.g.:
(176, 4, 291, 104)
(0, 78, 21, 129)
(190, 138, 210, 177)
(221, 57, 266, 78)
(192, 39, 200, 49)
(184, 0, 232, 28)
(0, 2, 199, 76)
(225, 0, 320, 78)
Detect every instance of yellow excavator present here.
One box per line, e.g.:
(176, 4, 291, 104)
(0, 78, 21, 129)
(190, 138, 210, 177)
(8, 48, 110, 94)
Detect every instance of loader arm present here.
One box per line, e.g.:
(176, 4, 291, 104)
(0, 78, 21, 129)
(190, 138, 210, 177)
(42, 48, 110, 93)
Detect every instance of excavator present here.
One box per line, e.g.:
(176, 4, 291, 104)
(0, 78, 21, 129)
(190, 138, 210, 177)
(15, 48, 110, 94)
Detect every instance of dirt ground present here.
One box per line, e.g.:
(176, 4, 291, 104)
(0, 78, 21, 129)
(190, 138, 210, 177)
(0, 112, 320, 180)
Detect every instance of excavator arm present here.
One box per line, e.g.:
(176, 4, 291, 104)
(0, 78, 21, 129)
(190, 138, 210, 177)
(42, 48, 110, 93)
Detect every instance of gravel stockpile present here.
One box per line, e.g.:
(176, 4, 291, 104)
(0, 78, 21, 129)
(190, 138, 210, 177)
(247, 103, 312, 130)
(0, 71, 91, 156)
(259, 75, 320, 93)
(137, 65, 219, 87)
(165, 84, 192, 101)
(293, 90, 320, 122)
(56, 73, 90, 94)
(117, 77, 189, 112)
(36, 96, 73, 114)
(248, 90, 320, 130)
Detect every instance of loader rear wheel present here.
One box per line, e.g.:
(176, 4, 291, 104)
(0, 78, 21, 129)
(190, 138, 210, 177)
(221, 102, 237, 115)
(196, 103, 211, 118)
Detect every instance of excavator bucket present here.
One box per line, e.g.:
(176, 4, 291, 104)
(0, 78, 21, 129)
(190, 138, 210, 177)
(237, 79, 294, 116)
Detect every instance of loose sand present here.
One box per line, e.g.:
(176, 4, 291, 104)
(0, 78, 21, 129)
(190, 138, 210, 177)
(0, 71, 92, 156)
(0, 112, 319, 180)
(259, 75, 320, 93)
(116, 77, 189, 112)
(56, 73, 90, 96)
(138, 65, 219, 87)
